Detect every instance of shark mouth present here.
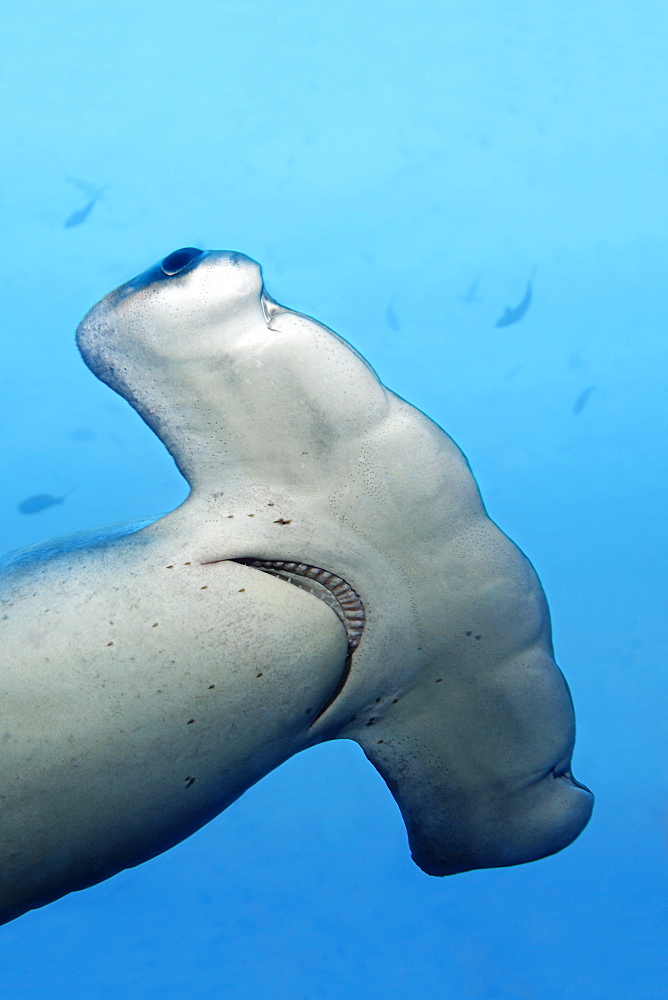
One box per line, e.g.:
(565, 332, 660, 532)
(233, 558, 365, 651)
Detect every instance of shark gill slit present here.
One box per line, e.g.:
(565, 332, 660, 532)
(231, 558, 365, 725)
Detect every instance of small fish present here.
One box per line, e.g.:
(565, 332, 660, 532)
(65, 200, 97, 228)
(573, 385, 596, 415)
(385, 302, 400, 330)
(503, 364, 525, 382)
(459, 276, 482, 305)
(17, 494, 66, 515)
(70, 428, 96, 442)
(568, 351, 587, 372)
(64, 179, 108, 228)
(495, 280, 533, 328)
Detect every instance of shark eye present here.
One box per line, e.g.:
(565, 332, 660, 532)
(161, 247, 204, 276)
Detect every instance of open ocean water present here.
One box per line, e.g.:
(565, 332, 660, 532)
(0, 1, 666, 997)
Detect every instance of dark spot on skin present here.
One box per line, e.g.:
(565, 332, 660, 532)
(152, 622, 159, 627)
(247, 513, 255, 517)
(256, 672, 263, 678)
(208, 684, 215, 689)
(239, 588, 245, 592)
(392, 698, 398, 704)
(107, 642, 113, 647)
(366, 717, 378, 726)
(375, 697, 381, 703)
(465, 631, 472, 637)
(305, 707, 312, 714)
(274, 518, 292, 525)
(475, 635, 481, 640)
(349, 715, 357, 723)
(185, 777, 196, 788)
(166, 565, 174, 569)
(227, 515, 234, 518)
(377, 740, 384, 744)
(187, 719, 195, 725)
(436, 678, 442, 683)
(267, 503, 275, 506)
(184, 562, 191, 566)
(200, 586, 208, 590)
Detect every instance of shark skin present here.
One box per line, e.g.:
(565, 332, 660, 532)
(0, 248, 592, 923)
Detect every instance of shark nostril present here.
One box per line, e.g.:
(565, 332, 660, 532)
(161, 247, 205, 276)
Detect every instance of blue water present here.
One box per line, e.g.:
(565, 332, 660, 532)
(1, 1, 667, 996)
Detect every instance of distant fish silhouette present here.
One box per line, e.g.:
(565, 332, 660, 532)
(495, 279, 533, 328)
(385, 302, 400, 330)
(65, 200, 97, 228)
(459, 276, 482, 305)
(64, 179, 108, 228)
(503, 364, 525, 382)
(18, 494, 66, 515)
(568, 351, 587, 372)
(573, 385, 596, 415)
(70, 428, 96, 442)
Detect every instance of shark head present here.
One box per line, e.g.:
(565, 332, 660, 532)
(0, 248, 593, 924)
